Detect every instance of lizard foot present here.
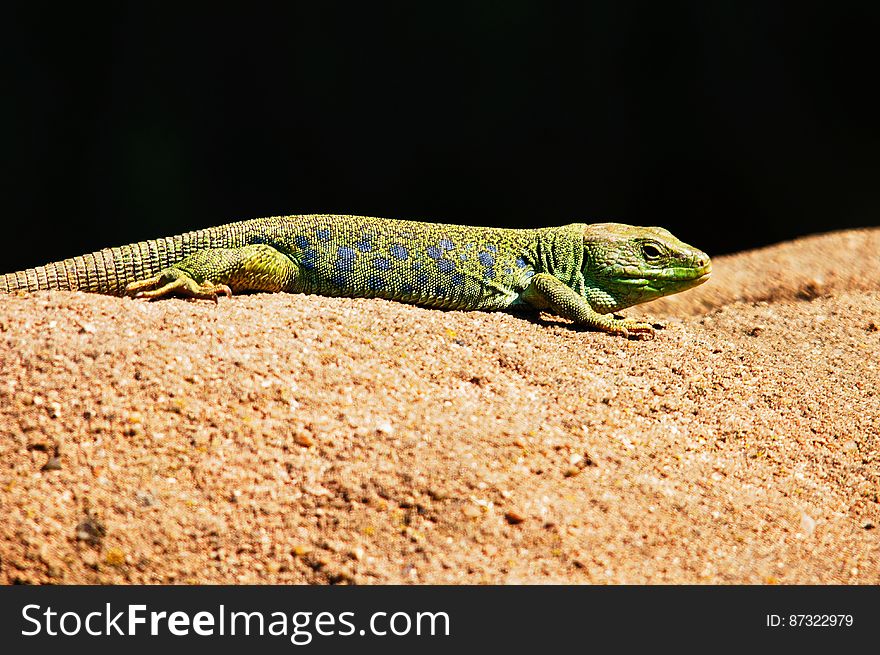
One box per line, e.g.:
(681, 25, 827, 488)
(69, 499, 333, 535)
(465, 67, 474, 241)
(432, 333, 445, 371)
(613, 319, 656, 340)
(125, 271, 232, 302)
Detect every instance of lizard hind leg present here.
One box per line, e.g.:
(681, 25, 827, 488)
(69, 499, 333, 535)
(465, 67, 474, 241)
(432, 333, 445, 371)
(125, 244, 300, 301)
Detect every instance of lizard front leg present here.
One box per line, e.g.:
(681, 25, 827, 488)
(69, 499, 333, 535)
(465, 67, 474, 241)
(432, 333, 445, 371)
(520, 273, 655, 339)
(125, 244, 300, 300)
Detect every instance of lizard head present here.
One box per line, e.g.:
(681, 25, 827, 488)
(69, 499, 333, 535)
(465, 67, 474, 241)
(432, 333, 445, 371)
(579, 223, 711, 312)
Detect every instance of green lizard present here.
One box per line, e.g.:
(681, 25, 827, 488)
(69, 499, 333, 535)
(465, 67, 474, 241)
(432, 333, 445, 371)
(0, 214, 711, 338)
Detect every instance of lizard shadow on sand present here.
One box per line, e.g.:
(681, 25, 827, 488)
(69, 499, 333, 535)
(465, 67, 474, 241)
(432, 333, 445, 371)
(163, 292, 662, 340)
(504, 307, 664, 337)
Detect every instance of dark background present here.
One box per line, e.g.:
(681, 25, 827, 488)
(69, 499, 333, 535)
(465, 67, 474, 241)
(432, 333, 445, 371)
(4, 2, 879, 271)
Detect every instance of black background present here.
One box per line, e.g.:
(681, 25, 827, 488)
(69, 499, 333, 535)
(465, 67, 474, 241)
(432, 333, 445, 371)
(4, 2, 879, 272)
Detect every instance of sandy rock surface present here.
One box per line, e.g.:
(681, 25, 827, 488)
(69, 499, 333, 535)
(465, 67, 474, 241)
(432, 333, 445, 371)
(1, 228, 878, 584)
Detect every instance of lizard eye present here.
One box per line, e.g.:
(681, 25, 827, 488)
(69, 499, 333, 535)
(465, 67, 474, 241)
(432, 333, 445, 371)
(641, 243, 663, 260)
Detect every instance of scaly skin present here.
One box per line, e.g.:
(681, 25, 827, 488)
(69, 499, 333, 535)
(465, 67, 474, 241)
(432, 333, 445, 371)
(0, 214, 711, 338)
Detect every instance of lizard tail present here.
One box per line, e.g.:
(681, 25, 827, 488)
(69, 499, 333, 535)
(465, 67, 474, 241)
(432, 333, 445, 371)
(0, 237, 195, 296)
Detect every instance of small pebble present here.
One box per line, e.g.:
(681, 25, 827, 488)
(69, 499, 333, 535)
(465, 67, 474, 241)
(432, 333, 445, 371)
(41, 456, 62, 471)
(462, 505, 481, 519)
(799, 512, 816, 537)
(81, 551, 99, 569)
(426, 488, 447, 500)
(76, 516, 106, 545)
(135, 491, 156, 507)
(104, 548, 125, 566)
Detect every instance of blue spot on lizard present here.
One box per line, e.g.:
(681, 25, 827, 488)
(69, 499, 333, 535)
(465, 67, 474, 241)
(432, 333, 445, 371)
(390, 244, 409, 260)
(335, 246, 356, 272)
(436, 258, 455, 273)
(301, 248, 317, 269)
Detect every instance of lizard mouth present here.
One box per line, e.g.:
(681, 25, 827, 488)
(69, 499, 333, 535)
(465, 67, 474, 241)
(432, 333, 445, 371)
(664, 260, 712, 284)
(616, 261, 712, 282)
(610, 261, 712, 292)
(691, 263, 712, 285)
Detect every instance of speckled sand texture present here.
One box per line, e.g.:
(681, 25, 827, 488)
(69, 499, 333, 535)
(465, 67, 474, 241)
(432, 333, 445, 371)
(1, 228, 878, 584)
